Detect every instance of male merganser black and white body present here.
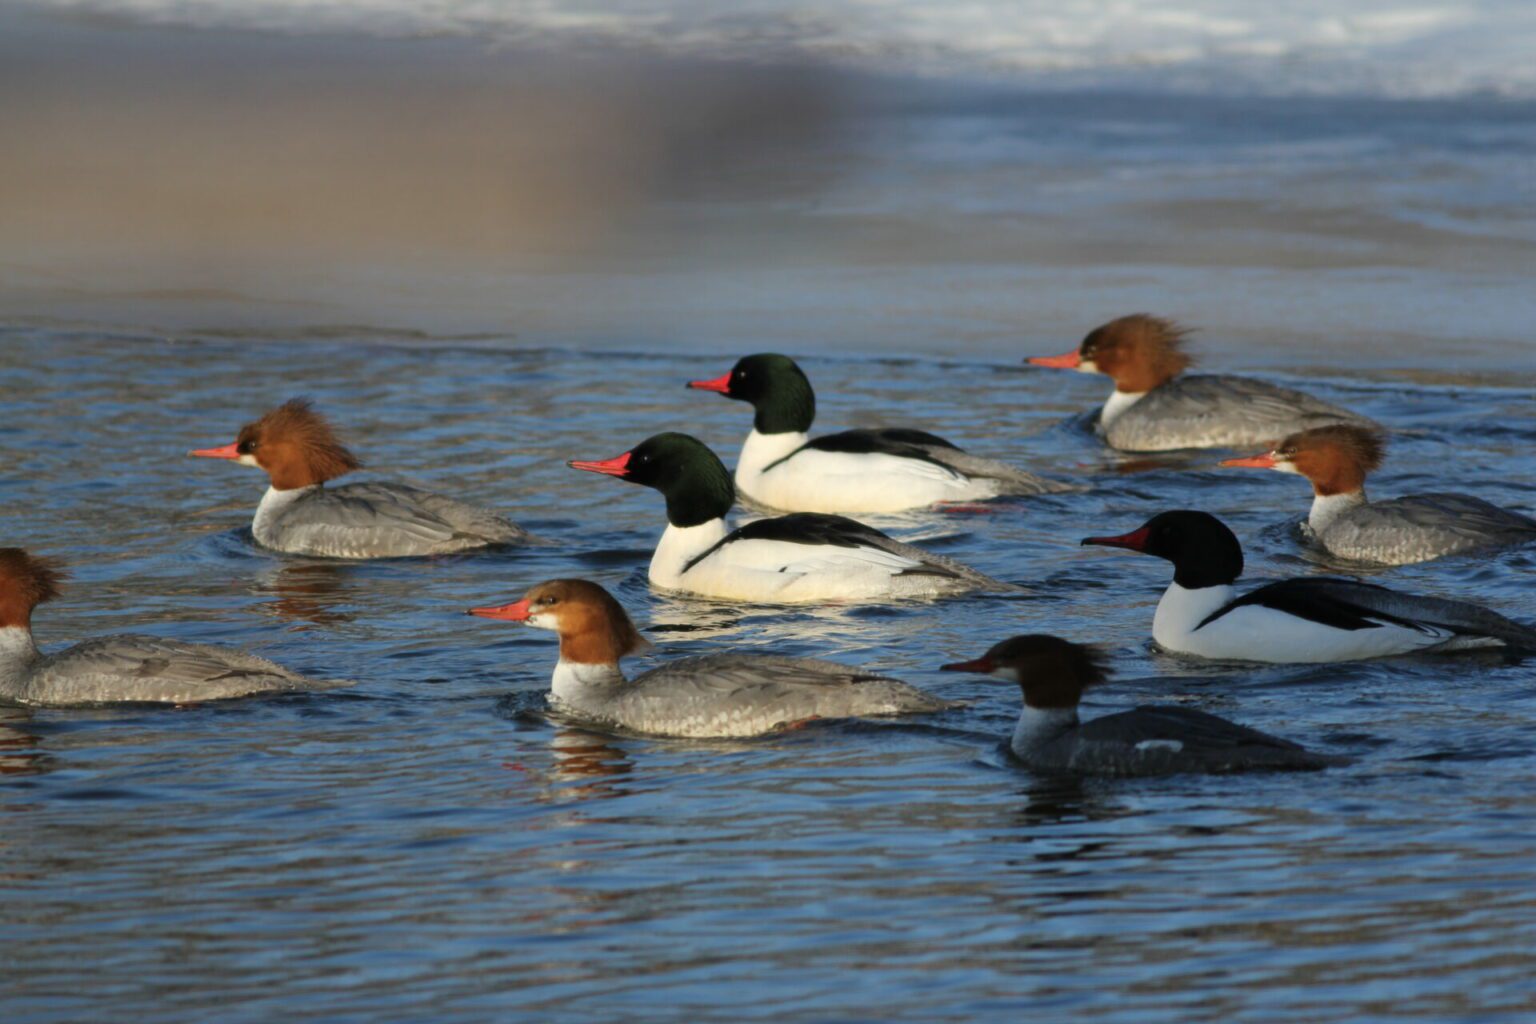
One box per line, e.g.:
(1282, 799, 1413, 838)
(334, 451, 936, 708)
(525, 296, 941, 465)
(568, 432, 1010, 603)
(942, 635, 1342, 775)
(469, 578, 952, 737)
(688, 353, 1067, 513)
(190, 398, 529, 558)
(1027, 315, 1375, 451)
(1220, 425, 1536, 565)
(1081, 510, 1536, 662)
(0, 549, 340, 706)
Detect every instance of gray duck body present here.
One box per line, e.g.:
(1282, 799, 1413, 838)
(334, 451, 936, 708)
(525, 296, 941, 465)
(1312, 493, 1536, 565)
(1103, 374, 1376, 452)
(1, 632, 338, 706)
(553, 653, 952, 738)
(254, 480, 528, 558)
(1016, 705, 1344, 777)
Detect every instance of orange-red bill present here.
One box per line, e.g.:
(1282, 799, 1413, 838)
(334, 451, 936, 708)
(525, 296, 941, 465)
(1081, 526, 1152, 552)
(468, 598, 531, 621)
(1219, 453, 1277, 469)
(568, 452, 632, 477)
(1026, 350, 1082, 369)
(189, 442, 241, 459)
(687, 371, 732, 394)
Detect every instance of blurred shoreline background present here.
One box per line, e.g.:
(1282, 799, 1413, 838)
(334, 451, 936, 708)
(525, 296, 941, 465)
(2, 1, 1534, 365)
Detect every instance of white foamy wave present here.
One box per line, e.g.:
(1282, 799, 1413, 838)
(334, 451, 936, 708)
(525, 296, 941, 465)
(35, 0, 1536, 98)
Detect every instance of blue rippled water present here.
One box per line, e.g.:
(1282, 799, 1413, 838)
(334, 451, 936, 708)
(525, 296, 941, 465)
(3, 330, 1535, 1021)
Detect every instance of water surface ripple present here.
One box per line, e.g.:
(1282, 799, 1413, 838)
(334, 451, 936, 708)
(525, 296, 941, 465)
(3, 331, 1535, 1021)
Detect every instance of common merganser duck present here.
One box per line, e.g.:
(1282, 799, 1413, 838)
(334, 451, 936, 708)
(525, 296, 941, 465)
(942, 635, 1342, 775)
(1027, 314, 1376, 451)
(687, 353, 1068, 513)
(190, 398, 529, 558)
(469, 578, 951, 736)
(1220, 425, 1536, 565)
(568, 432, 1010, 603)
(0, 549, 338, 706)
(1081, 510, 1536, 662)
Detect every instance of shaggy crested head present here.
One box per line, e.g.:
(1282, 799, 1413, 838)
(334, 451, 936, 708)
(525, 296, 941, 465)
(523, 578, 653, 666)
(238, 398, 363, 489)
(1278, 424, 1385, 477)
(0, 548, 68, 628)
(1080, 314, 1194, 391)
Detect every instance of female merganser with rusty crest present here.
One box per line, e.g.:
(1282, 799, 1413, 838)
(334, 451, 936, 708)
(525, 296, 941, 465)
(1028, 314, 1376, 451)
(0, 548, 339, 705)
(470, 578, 952, 736)
(1220, 424, 1536, 565)
(190, 398, 529, 558)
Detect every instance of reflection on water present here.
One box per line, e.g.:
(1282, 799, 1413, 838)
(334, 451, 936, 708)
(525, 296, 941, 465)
(1012, 774, 1099, 829)
(546, 728, 635, 802)
(0, 706, 48, 778)
(252, 561, 357, 629)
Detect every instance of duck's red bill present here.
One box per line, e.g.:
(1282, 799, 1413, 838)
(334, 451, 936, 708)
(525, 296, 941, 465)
(1219, 453, 1277, 469)
(469, 599, 531, 621)
(941, 657, 995, 674)
(1026, 351, 1082, 369)
(1081, 526, 1151, 551)
(687, 371, 732, 394)
(568, 452, 632, 477)
(189, 442, 241, 459)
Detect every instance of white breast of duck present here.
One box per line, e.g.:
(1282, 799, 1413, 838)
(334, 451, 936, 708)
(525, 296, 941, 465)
(572, 432, 1005, 603)
(1084, 510, 1535, 664)
(192, 398, 524, 558)
(0, 624, 40, 703)
(469, 579, 949, 737)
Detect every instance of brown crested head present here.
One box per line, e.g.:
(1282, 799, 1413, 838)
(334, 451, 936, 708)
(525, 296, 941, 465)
(0, 548, 68, 629)
(237, 399, 362, 490)
(1079, 314, 1193, 392)
(523, 579, 653, 666)
(1277, 424, 1384, 495)
(944, 634, 1108, 709)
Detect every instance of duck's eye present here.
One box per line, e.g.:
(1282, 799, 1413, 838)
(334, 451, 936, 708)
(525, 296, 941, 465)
(237, 440, 257, 454)
(542, 596, 558, 606)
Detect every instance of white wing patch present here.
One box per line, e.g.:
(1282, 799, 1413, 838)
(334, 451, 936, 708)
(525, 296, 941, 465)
(1135, 739, 1184, 753)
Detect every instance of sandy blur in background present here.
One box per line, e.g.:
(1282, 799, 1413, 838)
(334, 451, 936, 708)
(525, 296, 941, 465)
(1, 6, 855, 335)
(3, 4, 1535, 364)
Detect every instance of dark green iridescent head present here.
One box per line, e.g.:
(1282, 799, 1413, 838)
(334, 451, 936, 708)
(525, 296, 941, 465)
(570, 432, 736, 528)
(689, 353, 816, 435)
